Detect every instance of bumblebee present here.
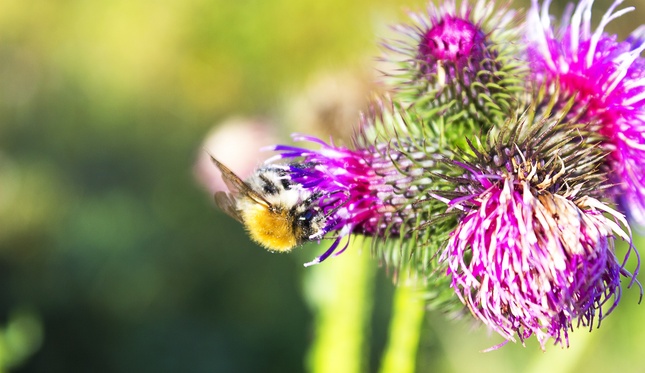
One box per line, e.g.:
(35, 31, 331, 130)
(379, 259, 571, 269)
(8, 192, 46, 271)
(210, 157, 327, 252)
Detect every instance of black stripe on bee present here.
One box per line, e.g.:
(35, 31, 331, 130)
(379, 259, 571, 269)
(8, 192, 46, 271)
(280, 178, 291, 190)
(259, 174, 280, 195)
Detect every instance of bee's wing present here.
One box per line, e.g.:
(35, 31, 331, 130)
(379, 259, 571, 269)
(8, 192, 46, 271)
(209, 155, 273, 209)
(214, 191, 244, 223)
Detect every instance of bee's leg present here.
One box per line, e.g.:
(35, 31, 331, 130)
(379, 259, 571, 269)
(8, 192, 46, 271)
(322, 190, 350, 218)
(304, 235, 350, 267)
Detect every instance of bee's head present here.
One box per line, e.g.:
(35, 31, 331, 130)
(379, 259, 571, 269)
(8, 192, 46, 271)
(293, 187, 352, 242)
(293, 203, 327, 242)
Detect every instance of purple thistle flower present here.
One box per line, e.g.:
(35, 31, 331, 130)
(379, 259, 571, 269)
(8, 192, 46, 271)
(417, 10, 487, 74)
(271, 135, 395, 267)
(266, 104, 450, 270)
(437, 103, 642, 349)
(445, 177, 635, 348)
(389, 0, 506, 77)
(383, 0, 524, 127)
(525, 0, 645, 227)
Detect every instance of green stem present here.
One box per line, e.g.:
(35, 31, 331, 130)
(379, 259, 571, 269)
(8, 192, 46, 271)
(304, 241, 375, 373)
(378, 279, 425, 373)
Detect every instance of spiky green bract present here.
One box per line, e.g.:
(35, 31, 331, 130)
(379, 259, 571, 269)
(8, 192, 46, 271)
(435, 93, 642, 349)
(382, 0, 526, 143)
(354, 101, 459, 287)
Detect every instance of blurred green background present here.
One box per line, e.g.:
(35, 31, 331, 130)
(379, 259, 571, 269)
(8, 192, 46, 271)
(1, 0, 644, 372)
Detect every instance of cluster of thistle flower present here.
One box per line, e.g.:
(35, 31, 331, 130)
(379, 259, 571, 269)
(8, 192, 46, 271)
(257, 0, 645, 349)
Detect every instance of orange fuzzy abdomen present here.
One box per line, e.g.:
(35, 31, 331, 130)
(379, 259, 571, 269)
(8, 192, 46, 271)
(240, 203, 297, 252)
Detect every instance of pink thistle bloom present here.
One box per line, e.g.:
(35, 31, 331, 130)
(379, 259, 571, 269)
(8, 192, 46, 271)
(444, 173, 638, 349)
(525, 0, 645, 226)
(417, 10, 487, 75)
(383, 0, 524, 138)
(388, 0, 516, 80)
(270, 136, 398, 267)
(436, 106, 642, 349)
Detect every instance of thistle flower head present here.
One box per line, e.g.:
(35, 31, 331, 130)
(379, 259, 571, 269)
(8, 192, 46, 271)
(525, 0, 645, 226)
(438, 102, 642, 348)
(445, 176, 636, 348)
(383, 0, 525, 129)
(266, 102, 454, 276)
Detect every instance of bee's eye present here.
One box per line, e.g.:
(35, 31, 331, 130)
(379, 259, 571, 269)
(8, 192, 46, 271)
(300, 210, 315, 221)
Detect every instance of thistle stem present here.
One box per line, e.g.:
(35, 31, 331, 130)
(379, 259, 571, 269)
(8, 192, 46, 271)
(378, 277, 425, 373)
(304, 241, 376, 373)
